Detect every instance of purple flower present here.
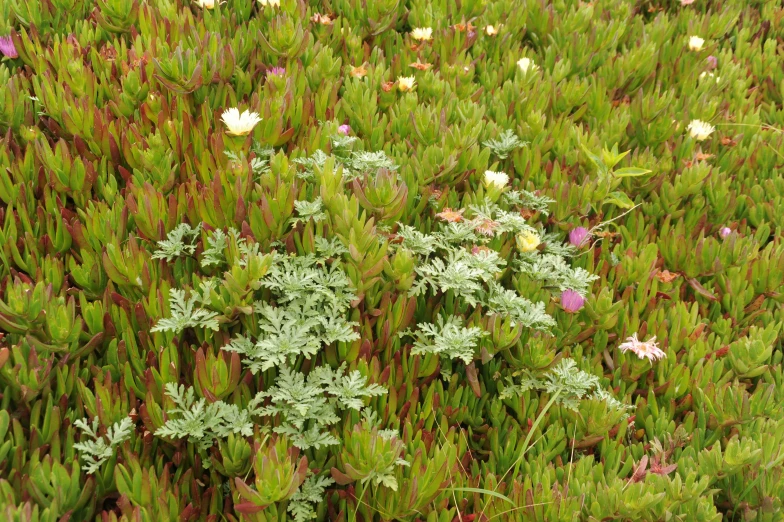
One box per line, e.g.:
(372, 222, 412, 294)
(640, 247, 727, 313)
(337, 124, 351, 136)
(706, 55, 718, 70)
(719, 227, 731, 239)
(266, 67, 285, 77)
(561, 290, 585, 313)
(0, 36, 18, 59)
(569, 226, 590, 248)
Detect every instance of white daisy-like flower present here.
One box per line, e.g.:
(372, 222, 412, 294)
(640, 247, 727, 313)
(258, 0, 280, 6)
(411, 27, 433, 42)
(618, 334, 666, 362)
(517, 57, 539, 73)
(397, 76, 416, 92)
(688, 36, 705, 51)
(483, 170, 509, 189)
(686, 119, 715, 141)
(194, 0, 218, 7)
(221, 108, 262, 136)
(485, 25, 499, 36)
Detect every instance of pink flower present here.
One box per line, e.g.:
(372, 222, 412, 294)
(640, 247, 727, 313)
(338, 124, 351, 135)
(706, 55, 718, 70)
(719, 227, 731, 239)
(569, 227, 590, 248)
(267, 67, 285, 77)
(0, 36, 18, 59)
(619, 334, 666, 362)
(561, 290, 585, 313)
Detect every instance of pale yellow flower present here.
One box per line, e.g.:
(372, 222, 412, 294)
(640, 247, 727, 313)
(397, 76, 416, 92)
(411, 27, 433, 42)
(516, 230, 541, 252)
(485, 25, 499, 36)
(258, 0, 280, 6)
(688, 36, 705, 51)
(517, 57, 539, 73)
(483, 170, 509, 189)
(221, 108, 262, 136)
(686, 119, 715, 141)
(194, 0, 216, 7)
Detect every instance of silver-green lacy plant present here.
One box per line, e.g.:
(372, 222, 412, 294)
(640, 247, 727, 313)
(224, 252, 360, 373)
(482, 129, 528, 159)
(152, 203, 386, 459)
(73, 417, 134, 475)
(294, 132, 398, 182)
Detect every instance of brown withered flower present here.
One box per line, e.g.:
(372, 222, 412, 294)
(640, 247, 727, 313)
(436, 208, 465, 223)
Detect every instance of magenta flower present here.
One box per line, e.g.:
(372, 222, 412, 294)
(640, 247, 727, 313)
(561, 290, 585, 313)
(719, 227, 731, 239)
(706, 55, 718, 69)
(569, 226, 590, 248)
(267, 67, 285, 77)
(338, 124, 351, 136)
(0, 36, 18, 59)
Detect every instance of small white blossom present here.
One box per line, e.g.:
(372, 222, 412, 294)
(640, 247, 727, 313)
(411, 27, 433, 41)
(619, 334, 666, 362)
(688, 36, 705, 51)
(397, 76, 416, 92)
(221, 108, 262, 136)
(517, 57, 539, 73)
(699, 71, 720, 83)
(485, 25, 499, 36)
(258, 0, 280, 6)
(194, 0, 216, 8)
(483, 170, 509, 189)
(686, 119, 715, 141)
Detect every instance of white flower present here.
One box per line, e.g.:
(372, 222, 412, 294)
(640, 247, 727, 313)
(411, 27, 433, 42)
(483, 170, 509, 189)
(517, 57, 539, 73)
(258, 0, 280, 6)
(221, 108, 262, 136)
(699, 71, 720, 83)
(686, 119, 715, 141)
(485, 25, 499, 36)
(397, 76, 416, 92)
(619, 334, 666, 362)
(195, 0, 214, 7)
(688, 36, 705, 51)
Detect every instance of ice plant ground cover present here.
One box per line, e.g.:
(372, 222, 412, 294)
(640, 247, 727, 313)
(0, 0, 783, 520)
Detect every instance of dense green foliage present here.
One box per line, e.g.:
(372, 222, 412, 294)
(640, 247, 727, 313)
(1, 0, 784, 520)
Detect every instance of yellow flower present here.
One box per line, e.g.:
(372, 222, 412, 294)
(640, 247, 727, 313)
(516, 230, 541, 253)
(258, 0, 280, 6)
(483, 170, 509, 189)
(485, 25, 499, 36)
(517, 57, 539, 73)
(686, 119, 715, 141)
(411, 27, 433, 42)
(221, 108, 262, 136)
(688, 36, 704, 51)
(194, 0, 216, 7)
(397, 76, 416, 92)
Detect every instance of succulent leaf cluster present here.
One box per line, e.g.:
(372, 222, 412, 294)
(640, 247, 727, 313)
(1, 0, 784, 521)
